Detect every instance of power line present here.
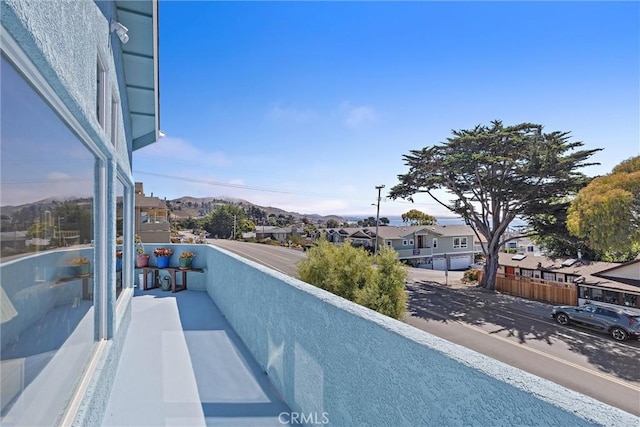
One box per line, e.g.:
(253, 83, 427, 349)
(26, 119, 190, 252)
(133, 170, 442, 208)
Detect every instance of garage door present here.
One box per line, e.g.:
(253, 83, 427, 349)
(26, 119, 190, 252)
(432, 257, 447, 271)
(450, 255, 471, 270)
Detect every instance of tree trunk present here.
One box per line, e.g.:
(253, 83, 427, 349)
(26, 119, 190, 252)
(480, 247, 500, 291)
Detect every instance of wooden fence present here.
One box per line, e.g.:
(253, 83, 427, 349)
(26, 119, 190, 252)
(495, 274, 577, 306)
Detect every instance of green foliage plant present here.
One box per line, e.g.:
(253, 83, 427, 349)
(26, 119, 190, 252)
(297, 240, 407, 319)
(462, 269, 482, 284)
(567, 156, 640, 257)
(390, 120, 600, 291)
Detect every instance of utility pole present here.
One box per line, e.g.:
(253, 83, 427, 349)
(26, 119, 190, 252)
(374, 185, 385, 255)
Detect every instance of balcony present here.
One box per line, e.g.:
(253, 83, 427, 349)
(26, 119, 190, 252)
(1, 244, 634, 426)
(394, 247, 432, 258)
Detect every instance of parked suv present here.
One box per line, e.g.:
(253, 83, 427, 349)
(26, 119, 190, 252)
(551, 304, 640, 341)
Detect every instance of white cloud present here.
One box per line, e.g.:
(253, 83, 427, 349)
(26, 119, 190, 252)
(340, 102, 377, 128)
(265, 104, 318, 124)
(135, 136, 230, 168)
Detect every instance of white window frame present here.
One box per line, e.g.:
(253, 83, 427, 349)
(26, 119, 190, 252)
(409, 239, 414, 246)
(542, 271, 556, 281)
(386, 241, 392, 246)
(432, 238, 437, 248)
(453, 237, 468, 249)
(97, 54, 107, 129)
(110, 91, 119, 146)
(2, 29, 116, 425)
(402, 239, 408, 246)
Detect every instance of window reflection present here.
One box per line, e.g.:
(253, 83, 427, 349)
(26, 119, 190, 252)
(0, 55, 96, 424)
(116, 180, 124, 298)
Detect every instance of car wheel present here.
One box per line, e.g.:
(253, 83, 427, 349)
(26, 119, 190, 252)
(611, 327, 628, 342)
(555, 313, 570, 325)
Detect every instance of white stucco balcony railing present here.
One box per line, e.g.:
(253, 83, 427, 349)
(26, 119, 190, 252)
(138, 222, 170, 232)
(1, 244, 636, 426)
(394, 247, 432, 258)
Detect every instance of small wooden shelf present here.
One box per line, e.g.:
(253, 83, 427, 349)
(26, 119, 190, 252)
(137, 267, 204, 293)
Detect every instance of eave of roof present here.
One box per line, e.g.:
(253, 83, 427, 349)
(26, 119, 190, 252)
(115, 0, 160, 151)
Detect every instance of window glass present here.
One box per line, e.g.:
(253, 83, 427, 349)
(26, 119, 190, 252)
(521, 269, 533, 277)
(1, 55, 95, 425)
(116, 179, 125, 297)
(623, 293, 638, 308)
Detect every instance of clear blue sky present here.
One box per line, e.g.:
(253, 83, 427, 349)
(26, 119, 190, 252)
(133, 1, 640, 217)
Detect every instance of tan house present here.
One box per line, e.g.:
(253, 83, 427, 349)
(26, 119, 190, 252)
(498, 253, 640, 312)
(135, 182, 170, 243)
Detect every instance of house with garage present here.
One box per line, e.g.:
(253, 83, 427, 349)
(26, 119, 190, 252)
(374, 225, 477, 270)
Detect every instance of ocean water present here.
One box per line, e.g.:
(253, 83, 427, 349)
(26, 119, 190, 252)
(348, 215, 528, 228)
(387, 216, 465, 226)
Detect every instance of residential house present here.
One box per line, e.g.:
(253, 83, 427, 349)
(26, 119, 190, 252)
(375, 225, 477, 270)
(498, 253, 640, 312)
(134, 182, 170, 243)
(503, 233, 543, 256)
(0, 2, 633, 426)
(0, 231, 26, 252)
(254, 225, 299, 243)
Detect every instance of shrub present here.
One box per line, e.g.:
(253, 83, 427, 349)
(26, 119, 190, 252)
(297, 241, 407, 319)
(462, 269, 482, 283)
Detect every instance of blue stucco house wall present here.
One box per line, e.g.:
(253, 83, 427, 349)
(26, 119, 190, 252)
(1, 0, 159, 424)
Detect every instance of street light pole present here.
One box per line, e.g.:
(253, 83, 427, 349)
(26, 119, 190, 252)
(374, 185, 385, 255)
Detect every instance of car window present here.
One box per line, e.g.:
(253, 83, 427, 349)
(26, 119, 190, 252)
(583, 305, 596, 313)
(595, 308, 618, 318)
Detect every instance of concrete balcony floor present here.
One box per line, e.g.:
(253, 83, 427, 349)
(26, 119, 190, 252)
(103, 289, 290, 426)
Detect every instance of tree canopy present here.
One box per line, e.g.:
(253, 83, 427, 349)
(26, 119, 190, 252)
(401, 209, 437, 226)
(390, 120, 600, 290)
(567, 156, 640, 257)
(297, 240, 407, 319)
(203, 204, 247, 239)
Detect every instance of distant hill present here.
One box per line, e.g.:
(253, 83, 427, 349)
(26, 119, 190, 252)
(166, 196, 346, 224)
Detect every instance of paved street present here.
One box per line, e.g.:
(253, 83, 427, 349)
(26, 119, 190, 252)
(206, 239, 640, 416)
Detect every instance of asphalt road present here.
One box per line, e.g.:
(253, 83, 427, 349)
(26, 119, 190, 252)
(207, 239, 640, 416)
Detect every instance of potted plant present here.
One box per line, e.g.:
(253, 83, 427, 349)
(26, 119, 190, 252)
(135, 235, 149, 268)
(116, 250, 123, 271)
(179, 251, 195, 270)
(154, 247, 173, 268)
(70, 256, 91, 277)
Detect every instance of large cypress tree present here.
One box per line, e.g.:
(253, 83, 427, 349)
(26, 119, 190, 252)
(390, 120, 600, 290)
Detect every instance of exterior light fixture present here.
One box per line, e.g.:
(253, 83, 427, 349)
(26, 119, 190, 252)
(110, 21, 129, 44)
